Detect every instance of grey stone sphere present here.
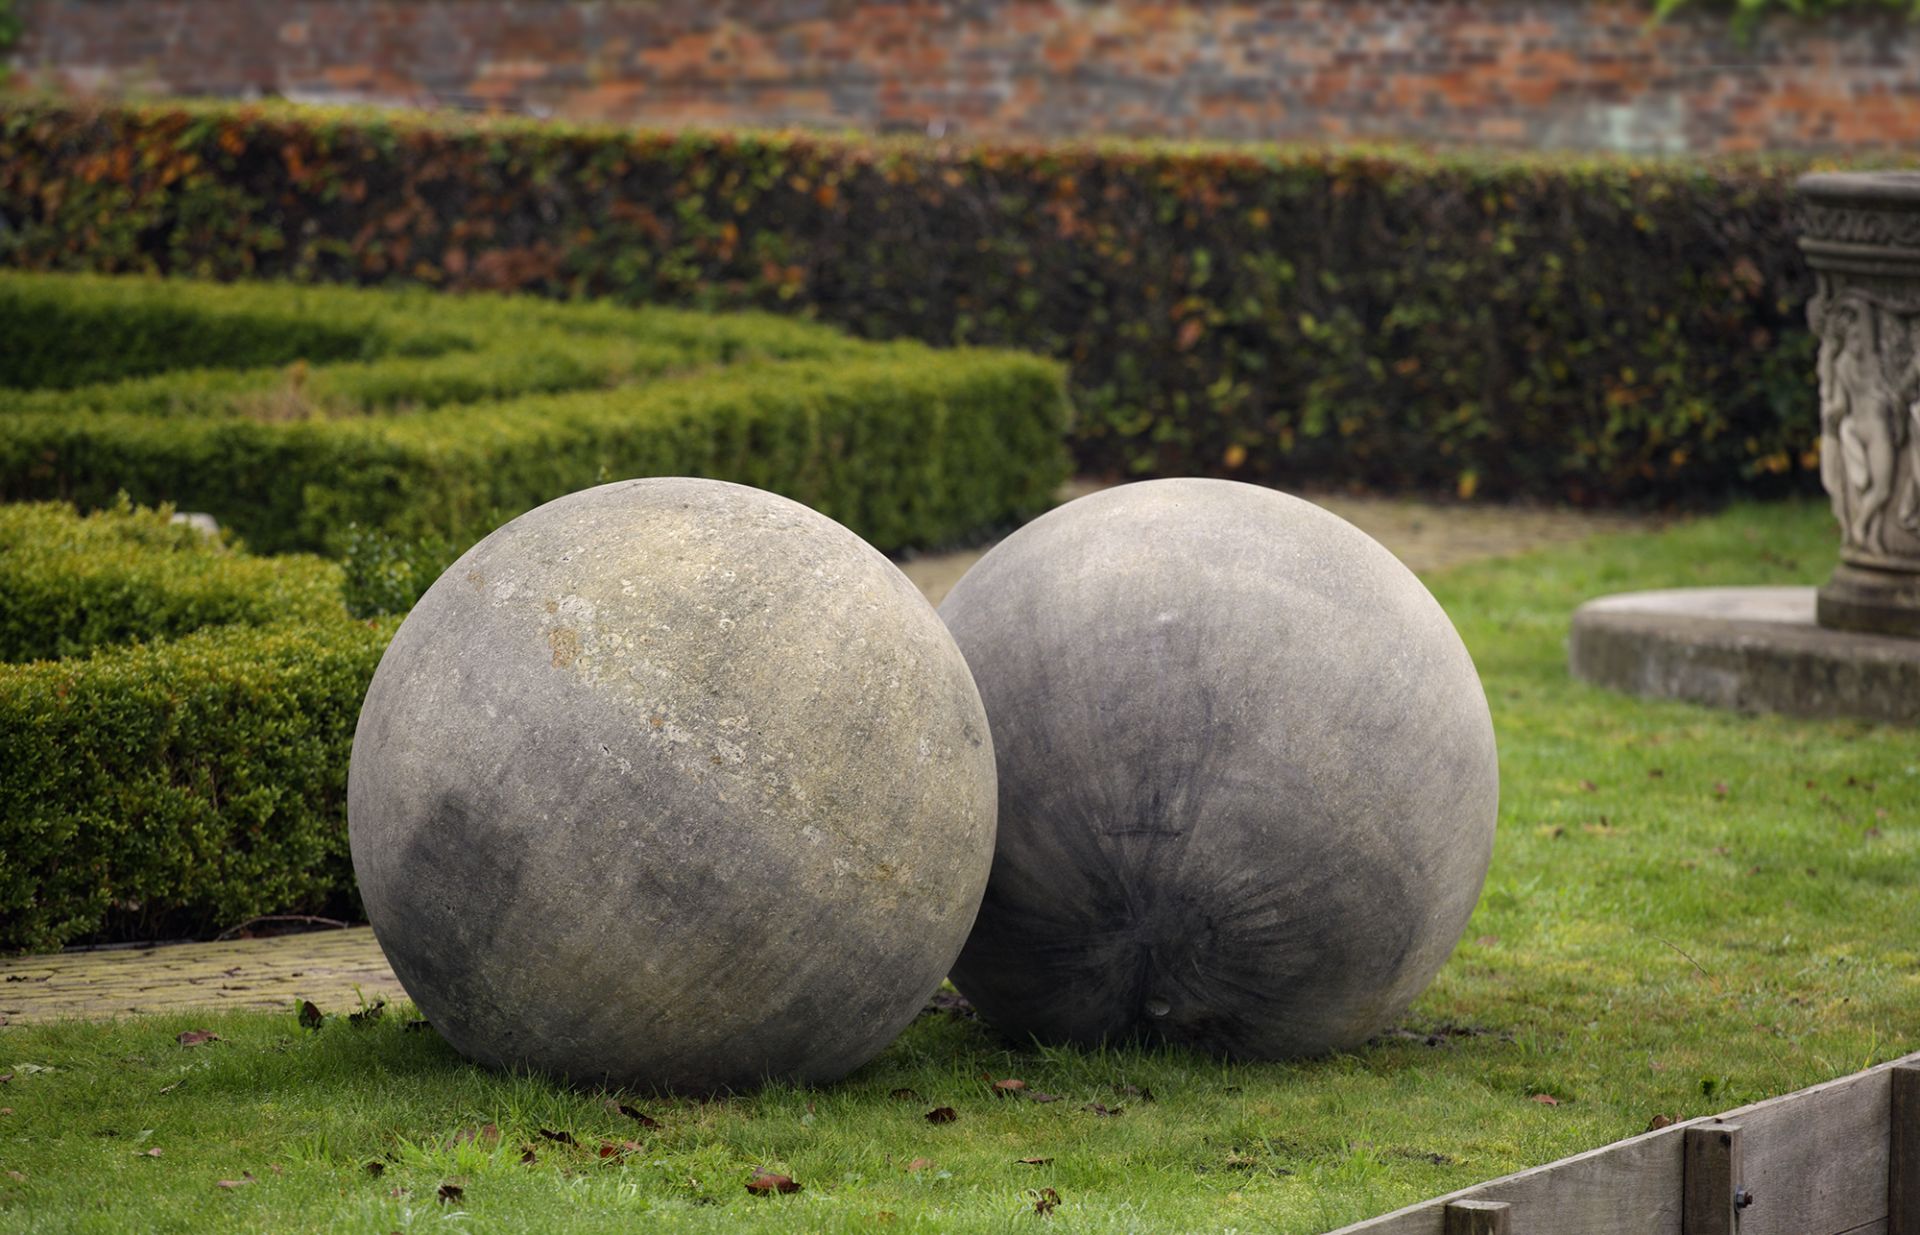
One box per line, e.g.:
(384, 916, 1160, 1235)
(348, 478, 997, 1093)
(939, 479, 1497, 1059)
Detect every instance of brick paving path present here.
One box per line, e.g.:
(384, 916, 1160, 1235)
(0, 490, 1647, 1025)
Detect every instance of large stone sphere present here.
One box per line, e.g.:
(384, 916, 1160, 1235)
(939, 479, 1497, 1059)
(348, 478, 997, 1093)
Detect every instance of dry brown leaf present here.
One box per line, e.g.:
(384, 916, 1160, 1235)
(437, 1182, 464, 1203)
(607, 1100, 662, 1129)
(177, 1030, 220, 1047)
(746, 1170, 801, 1195)
(1017, 1156, 1053, 1166)
(363, 1161, 385, 1177)
(1032, 1186, 1061, 1216)
(925, 1107, 958, 1124)
(1530, 1093, 1560, 1106)
(536, 1128, 578, 1147)
(993, 1078, 1028, 1095)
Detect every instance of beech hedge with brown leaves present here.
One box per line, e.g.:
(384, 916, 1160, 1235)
(0, 98, 1865, 503)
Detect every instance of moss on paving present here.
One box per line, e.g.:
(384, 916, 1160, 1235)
(2, 500, 1914, 1234)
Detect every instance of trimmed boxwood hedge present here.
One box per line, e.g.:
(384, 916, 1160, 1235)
(0, 498, 344, 661)
(0, 502, 391, 953)
(0, 98, 1871, 504)
(0, 272, 1073, 554)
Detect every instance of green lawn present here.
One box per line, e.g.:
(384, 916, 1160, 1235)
(3, 500, 1914, 1234)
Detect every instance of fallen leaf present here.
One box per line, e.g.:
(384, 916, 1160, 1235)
(537, 1128, 578, 1147)
(452, 1124, 499, 1148)
(1017, 1156, 1053, 1166)
(0, 1075, 10, 1085)
(364, 1161, 385, 1177)
(298, 1001, 324, 1031)
(1580, 779, 1598, 792)
(746, 1170, 801, 1195)
(925, 1107, 958, 1124)
(402, 1019, 432, 1033)
(1530, 1093, 1560, 1106)
(607, 1100, 660, 1129)
(519, 1148, 537, 1165)
(1032, 1186, 1061, 1215)
(888, 1087, 920, 1101)
(1649, 768, 1665, 778)
(177, 1030, 220, 1047)
(1114, 1084, 1154, 1102)
(994, 1079, 1027, 1095)
(876, 1212, 896, 1223)
(158, 1082, 181, 1095)
(215, 1173, 255, 1189)
(1714, 782, 1729, 797)
(905, 1157, 935, 1172)
(0, 1109, 11, 1116)
(1027, 1092, 1063, 1103)
(349, 1000, 386, 1027)
(1647, 1113, 1675, 1130)
(268, 1163, 283, 1176)
(388, 1186, 409, 1198)
(1082, 1102, 1123, 1117)
(5, 1170, 23, 1182)
(924, 991, 977, 1019)
(138, 1147, 163, 1157)
(1475, 935, 1500, 947)
(437, 1182, 463, 1203)
(598, 1144, 619, 1160)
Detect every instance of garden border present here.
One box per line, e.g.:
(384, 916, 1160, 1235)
(1329, 1049, 1920, 1234)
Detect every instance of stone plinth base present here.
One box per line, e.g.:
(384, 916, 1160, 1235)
(1569, 587, 1920, 725)
(1819, 562, 1920, 639)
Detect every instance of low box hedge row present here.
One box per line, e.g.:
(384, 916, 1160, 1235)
(0, 498, 343, 661)
(0, 98, 1863, 504)
(0, 272, 1073, 554)
(0, 502, 390, 953)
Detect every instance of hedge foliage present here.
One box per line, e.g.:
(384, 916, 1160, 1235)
(0, 502, 389, 953)
(0, 498, 342, 661)
(0, 98, 1858, 504)
(0, 271, 1072, 554)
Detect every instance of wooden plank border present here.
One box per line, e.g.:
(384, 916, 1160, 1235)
(1325, 1050, 1920, 1235)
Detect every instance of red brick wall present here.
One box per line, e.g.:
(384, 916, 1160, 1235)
(9, 0, 1920, 151)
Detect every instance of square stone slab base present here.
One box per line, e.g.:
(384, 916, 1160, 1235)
(1569, 587, 1920, 726)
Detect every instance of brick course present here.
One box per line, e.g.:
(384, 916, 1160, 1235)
(8, 0, 1920, 151)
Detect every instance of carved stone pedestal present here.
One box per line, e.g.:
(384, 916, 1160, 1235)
(1799, 172, 1920, 639)
(1566, 174, 1920, 724)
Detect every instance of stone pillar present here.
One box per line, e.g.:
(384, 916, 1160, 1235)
(1798, 172, 1920, 638)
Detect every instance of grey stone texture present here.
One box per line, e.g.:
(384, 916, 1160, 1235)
(348, 478, 997, 1093)
(1798, 171, 1920, 639)
(937, 479, 1499, 1060)
(1569, 586, 1920, 726)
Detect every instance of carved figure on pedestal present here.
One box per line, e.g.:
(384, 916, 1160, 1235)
(1815, 296, 1907, 556)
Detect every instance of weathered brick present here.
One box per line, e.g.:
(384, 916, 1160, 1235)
(5, 0, 1920, 151)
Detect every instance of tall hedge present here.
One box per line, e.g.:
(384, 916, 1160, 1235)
(0, 98, 1856, 503)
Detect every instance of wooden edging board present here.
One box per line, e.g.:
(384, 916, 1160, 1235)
(1324, 1048, 1920, 1235)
